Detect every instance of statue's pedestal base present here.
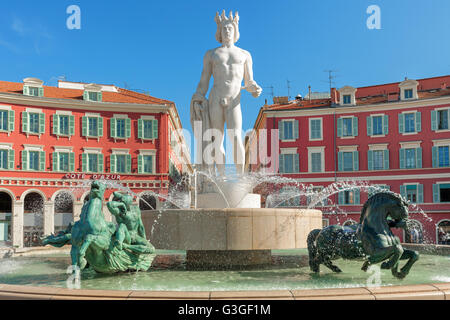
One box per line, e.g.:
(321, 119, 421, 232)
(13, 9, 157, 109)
(186, 250, 271, 269)
(196, 193, 261, 208)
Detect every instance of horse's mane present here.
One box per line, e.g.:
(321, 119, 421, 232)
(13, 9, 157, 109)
(360, 191, 406, 224)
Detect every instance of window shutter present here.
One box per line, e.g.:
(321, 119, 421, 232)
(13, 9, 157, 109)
(337, 118, 342, 137)
(8, 149, 14, 170)
(415, 112, 421, 132)
(126, 154, 132, 173)
(69, 152, 75, 171)
(431, 110, 437, 131)
(279, 154, 284, 173)
(353, 151, 359, 171)
(53, 114, 59, 135)
(23, 85, 29, 96)
(8, 110, 14, 132)
(383, 115, 389, 135)
(98, 92, 103, 102)
(82, 116, 87, 136)
(39, 151, 45, 171)
(110, 155, 116, 173)
(399, 149, 405, 169)
(352, 117, 358, 136)
(433, 184, 440, 203)
(432, 146, 438, 168)
(69, 115, 75, 136)
(416, 148, 422, 168)
(110, 118, 116, 138)
(279, 120, 284, 140)
(368, 150, 373, 170)
(98, 117, 103, 137)
(338, 152, 343, 171)
(38, 87, 44, 97)
(338, 191, 344, 205)
(39, 113, 45, 134)
(384, 149, 389, 170)
(125, 118, 131, 138)
(138, 119, 143, 139)
(22, 112, 29, 133)
(98, 154, 104, 172)
(293, 120, 299, 140)
(83, 91, 88, 101)
(152, 119, 158, 139)
(81, 153, 87, 172)
(398, 113, 404, 134)
(53, 152, 58, 171)
(354, 189, 360, 204)
(138, 155, 143, 173)
(417, 184, 424, 203)
(366, 116, 372, 136)
(294, 154, 299, 173)
(22, 150, 28, 170)
(400, 185, 406, 199)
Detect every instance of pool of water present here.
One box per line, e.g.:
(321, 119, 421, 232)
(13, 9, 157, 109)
(0, 249, 449, 291)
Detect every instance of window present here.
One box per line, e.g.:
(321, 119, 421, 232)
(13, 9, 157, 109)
(59, 115, 69, 136)
(59, 153, 69, 172)
(338, 117, 358, 138)
(309, 119, 322, 140)
(0, 111, 8, 131)
(307, 186, 328, 206)
(343, 118, 353, 136)
(0, 150, 8, 169)
(116, 155, 126, 173)
(110, 152, 131, 174)
(405, 148, 416, 169)
(368, 148, 389, 170)
(343, 95, 351, 104)
(29, 113, 40, 134)
(404, 89, 413, 99)
(88, 118, 98, 136)
(284, 121, 293, 140)
(284, 154, 294, 173)
(404, 113, 415, 133)
(367, 115, 388, 136)
(434, 184, 450, 203)
(111, 117, 131, 139)
(81, 152, 104, 173)
(338, 150, 358, 172)
(438, 110, 449, 130)
(279, 152, 299, 173)
(53, 151, 74, 172)
(343, 152, 353, 171)
(439, 146, 450, 167)
(400, 147, 421, 169)
(138, 118, 159, 140)
(143, 120, 153, 139)
(373, 150, 384, 170)
(29, 87, 40, 97)
(83, 91, 102, 102)
(116, 119, 125, 138)
(88, 154, 98, 172)
(372, 116, 383, 135)
(406, 185, 417, 203)
(311, 152, 322, 172)
(82, 115, 103, 138)
(142, 155, 153, 173)
(399, 112, 421, 134)
(339, 189, 360, 205)
(29, 151, 40, 171)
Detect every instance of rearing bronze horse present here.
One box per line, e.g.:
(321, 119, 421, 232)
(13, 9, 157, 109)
(307, 192, 419, 279)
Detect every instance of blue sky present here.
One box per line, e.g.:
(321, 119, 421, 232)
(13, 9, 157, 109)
(1, 0, 449, 136)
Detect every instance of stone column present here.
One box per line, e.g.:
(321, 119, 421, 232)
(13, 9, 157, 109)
(73, 201, 84, 221)
(11, 200, 24, 248)
(43, 201, 54, 236)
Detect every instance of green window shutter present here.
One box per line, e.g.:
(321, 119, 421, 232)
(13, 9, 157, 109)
(416, 148, 422, 168)
(98, 154, 104, 172)
(81, 153, 87, 172)
(152, 119, 158, 139)
(83, 91, 88, 101)
(39, 151, 45, 171)
(138, 155, 143, 173)
(293, 120, 299, 140)
(431, 110, 437, 131)
(110, 155, 116, 173)
(354, 189, 360, 204)
(38, 87, 44, 97)
(279, 120, 284, 140)
(368, 150, 373, 170)
(432, 146, 438, 168)
(383, 115, 389, 135)
(98, 117, 103, 137)
(22, 150, 28, 170)
(352, 117, 358, 136)
(8, 149, 14, 170)
(110, 118, 117, 138)
(433, 184, 440, 203)
(337, 118, 342, 137)
(366, 116, 372, 136)
(125, 118, 131, 138)
(8, 110, 14, 132)
(399, 149, 406, 169)
(23, 85, 29, 96)
(69, 152, 75, 171)
(338, 152, 343, 171)
(294, 154, 299, 173)
(39, 113, 45, 134)
(98, 92, 103, 102)
(400, 185, 406, 199)
(338, 191, 344, 205)
(69, 115, 75, 135)
(126, 154, 132, 173)
(22, 112, 29, 133)
(417, 184, 424, 203)
(398, 113, 404, 134)
(53, 114, 59, 135)
(81, 116, 87, 136)
(279, 154, 284, 173)
(415, 112, 421, 132)
(384, 149, 389, 170)
(353, 151, 359, 171)
(53, 152, 58, 171)
(137, 119, 143, 139)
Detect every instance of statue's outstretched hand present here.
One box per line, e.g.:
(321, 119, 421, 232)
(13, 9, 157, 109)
(243, 81, 262, 98)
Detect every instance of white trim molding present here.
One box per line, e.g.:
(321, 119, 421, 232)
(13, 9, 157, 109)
(280, 147, 298, 154)
(399, 79, 419, 101)
(338, 86, 357, 106)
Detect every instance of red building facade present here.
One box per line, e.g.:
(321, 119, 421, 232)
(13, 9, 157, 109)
(0, 78, 191, 248)
(247, 75, 450, 244)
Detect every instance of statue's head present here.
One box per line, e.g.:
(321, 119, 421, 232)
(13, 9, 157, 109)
(90, 180, 106, 200)
(112, 191, 133, 210)
(215, 10, 240, 44)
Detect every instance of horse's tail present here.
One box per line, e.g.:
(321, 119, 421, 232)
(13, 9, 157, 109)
(307, 229, 322, 272)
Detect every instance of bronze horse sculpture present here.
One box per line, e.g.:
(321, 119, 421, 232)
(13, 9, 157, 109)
(307, 191, 419, 279)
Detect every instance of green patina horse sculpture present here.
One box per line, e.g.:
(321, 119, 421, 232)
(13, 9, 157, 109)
(307, 191, 419, 279)
(42, 180, 155, 273)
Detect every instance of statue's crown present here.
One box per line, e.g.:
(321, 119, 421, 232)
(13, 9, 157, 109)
(215, 10, 239, 26)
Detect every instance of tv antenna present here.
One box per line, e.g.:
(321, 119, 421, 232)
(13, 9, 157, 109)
(323, 70, 338, 92)
(287, 79, 292, 100)
(263, 85, 274, 99)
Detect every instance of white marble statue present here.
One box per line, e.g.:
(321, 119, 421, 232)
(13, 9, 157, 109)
(191, 10, 262, 177)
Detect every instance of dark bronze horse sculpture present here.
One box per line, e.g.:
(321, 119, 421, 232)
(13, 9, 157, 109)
(307, 191, 419, 279)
